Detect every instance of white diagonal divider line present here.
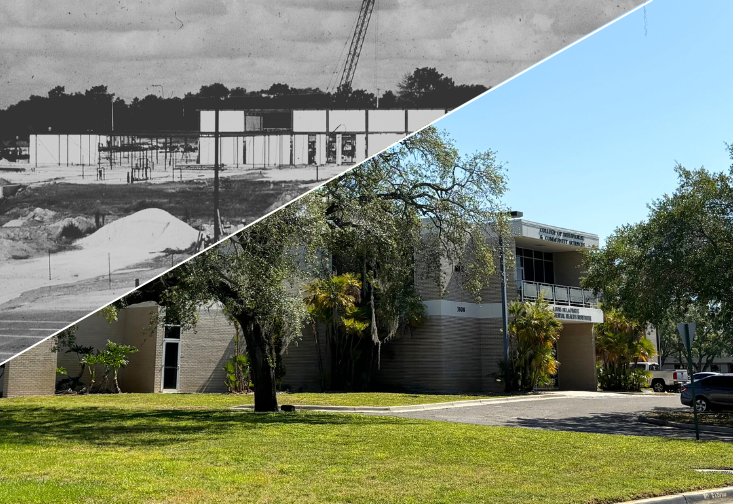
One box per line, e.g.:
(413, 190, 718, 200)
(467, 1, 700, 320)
(0, 0, 653, 368)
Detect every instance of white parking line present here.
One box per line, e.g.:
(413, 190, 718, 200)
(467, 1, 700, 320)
(0, 328, 60, 331)
(0, 320, 71, 324)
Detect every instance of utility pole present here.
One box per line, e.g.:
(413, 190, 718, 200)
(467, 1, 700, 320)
(214, 106, 220, 242)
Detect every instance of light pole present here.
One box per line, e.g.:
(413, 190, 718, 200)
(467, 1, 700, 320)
(500, 210, 522, 377)
(500, 235, 510, 369)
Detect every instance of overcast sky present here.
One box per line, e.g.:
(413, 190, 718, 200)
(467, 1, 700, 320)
(0, 0, 644, 109)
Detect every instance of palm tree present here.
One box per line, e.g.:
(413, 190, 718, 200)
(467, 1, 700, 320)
(506, 294, 563, 391)
(305, 273, 367, 389)
(595, 309, 656, 390)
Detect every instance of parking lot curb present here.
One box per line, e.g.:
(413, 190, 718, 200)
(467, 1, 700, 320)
(638, 416, 733, 435)
(623, 486, 733, 504)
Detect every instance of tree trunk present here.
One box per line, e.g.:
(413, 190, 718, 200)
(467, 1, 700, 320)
(236, 313, 278, 412)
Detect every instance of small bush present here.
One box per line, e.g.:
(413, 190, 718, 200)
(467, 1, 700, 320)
(58, 222, 85, 240)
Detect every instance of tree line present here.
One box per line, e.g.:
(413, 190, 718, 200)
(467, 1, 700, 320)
(0, 68, 488, 141)
(582, 145, 733, 375)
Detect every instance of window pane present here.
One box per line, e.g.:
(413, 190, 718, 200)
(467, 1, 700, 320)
(163, 368, 177, 389)
(544, 252, 553, 262)
(524, 260, 535, 282)
(164, 325, 181, 339)
(164, 342, 179, 367)
(516, 247, 523, 256)
(535, 260, 544, 283)
(545, 262, 554, 284)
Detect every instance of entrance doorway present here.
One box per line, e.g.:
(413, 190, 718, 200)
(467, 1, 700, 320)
(161, 325, 181, 391)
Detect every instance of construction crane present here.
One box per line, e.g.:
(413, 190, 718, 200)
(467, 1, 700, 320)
(337, 0, 376, 91)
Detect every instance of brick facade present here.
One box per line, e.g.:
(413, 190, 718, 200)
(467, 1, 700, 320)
(2, 338, 57, 397)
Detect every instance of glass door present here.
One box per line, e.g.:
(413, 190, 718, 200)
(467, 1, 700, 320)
(161, 325, 181, 391)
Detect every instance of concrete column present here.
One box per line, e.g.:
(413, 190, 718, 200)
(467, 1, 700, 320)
(556, 323, 597, 391)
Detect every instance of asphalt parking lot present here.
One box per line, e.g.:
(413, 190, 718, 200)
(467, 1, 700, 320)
(0, 309, 87, 365)
(391, 391, 733, 441)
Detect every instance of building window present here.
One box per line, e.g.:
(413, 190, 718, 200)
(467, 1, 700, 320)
(164, 325, 182, 340)
(516, 247, 554, 284)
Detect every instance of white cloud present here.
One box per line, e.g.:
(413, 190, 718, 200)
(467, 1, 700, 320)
(0, 0, 645, 107)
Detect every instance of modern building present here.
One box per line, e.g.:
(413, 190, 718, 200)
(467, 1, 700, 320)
(0, 217, 603, 397)
(362, 218, 603, 393)
(197, 108, 447, 167)
(26, 108, 447, 169)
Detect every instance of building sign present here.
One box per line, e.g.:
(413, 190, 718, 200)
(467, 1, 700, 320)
(538, 227, 586, 247)
(553, 306, 593, 322)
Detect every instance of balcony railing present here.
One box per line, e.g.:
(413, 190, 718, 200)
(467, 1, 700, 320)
(518, 280, 599, 308)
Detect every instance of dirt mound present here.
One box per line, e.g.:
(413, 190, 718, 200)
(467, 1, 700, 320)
(1, 207, 57, 228)
(50, 217, 97, 240)
(263, 192, 298, 214)
(77, 208, 199, 253)
(26, 207, 58, 223)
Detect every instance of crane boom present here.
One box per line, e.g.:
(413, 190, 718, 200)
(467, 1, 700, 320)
(338, 0, 376, 91)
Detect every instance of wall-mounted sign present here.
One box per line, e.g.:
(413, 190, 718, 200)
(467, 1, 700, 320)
(552, 306, 593, 322)
(538, 227, 586, 247)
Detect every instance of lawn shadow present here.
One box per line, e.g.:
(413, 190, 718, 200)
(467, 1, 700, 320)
(505, 406, 733, 442)
(0, 405, 414, 448)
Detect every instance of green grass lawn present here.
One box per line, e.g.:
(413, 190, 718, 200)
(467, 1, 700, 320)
(1, 395, 732, 504)
(3, 392, 499, 410)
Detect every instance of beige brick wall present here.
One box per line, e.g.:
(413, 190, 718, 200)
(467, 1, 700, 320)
(281, 323, 329, 392)
(480, 318, 506, 393)
(174, 306, 235, 394)
(57, 304, 159, 393)
(3, 338, 57, 397)
(373, 315, 505, 394)
(556, 323, 597, 391)
(414, 237, 514, 305)
(284, 239, 517, 395)
(118, 306, 159, 393)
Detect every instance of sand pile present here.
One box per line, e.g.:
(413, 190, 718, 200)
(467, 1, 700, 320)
(77, 208, 200, 253)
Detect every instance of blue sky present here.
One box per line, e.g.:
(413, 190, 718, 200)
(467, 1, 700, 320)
(436, 0, 733, 245)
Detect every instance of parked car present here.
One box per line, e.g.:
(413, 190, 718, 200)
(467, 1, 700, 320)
(688, 372, 720, 383)
(631, 362, 688, 392)
(680, 374, 733, 412)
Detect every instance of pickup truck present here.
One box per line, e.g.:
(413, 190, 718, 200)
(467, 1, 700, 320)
(631, 362, 689, 392)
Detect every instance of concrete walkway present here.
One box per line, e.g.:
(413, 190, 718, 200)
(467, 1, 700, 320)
(625, 485, 733, 503)
(232, 391, 733, 442)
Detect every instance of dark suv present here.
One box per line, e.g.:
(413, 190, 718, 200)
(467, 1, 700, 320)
(680, 374, 733, 412)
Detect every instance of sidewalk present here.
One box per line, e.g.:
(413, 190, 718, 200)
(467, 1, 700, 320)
(230, 390, 624, 413)
(624, 486, 733, 503)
